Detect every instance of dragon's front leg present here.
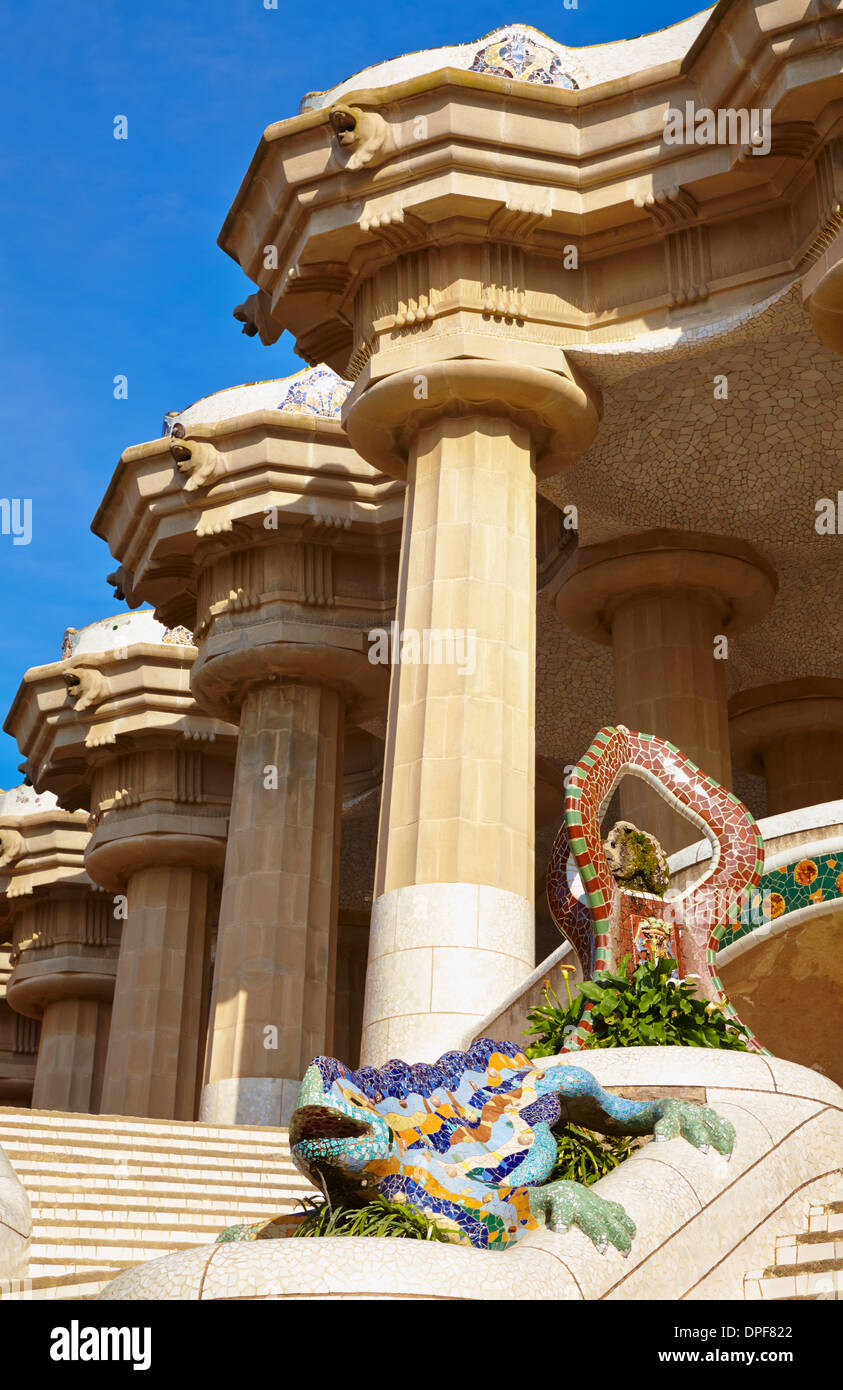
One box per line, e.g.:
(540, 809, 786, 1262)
(527, 1180, 636, 1255)
(520, 1064, 736, 1254)
(539, 1065, 736, 1157)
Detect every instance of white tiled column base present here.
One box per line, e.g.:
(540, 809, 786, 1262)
(199, 1076, 301, 1128)
(360, 883, 534, 1066)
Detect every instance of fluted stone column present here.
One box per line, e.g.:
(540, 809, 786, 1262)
(96, 862, 214, 1120)
(729, 678, 843, 815)
(345, 361, 600, 1065)
(200, 680, 343, 1126)
(554, 531, 777, 855)
(32, 997, 112, 1114)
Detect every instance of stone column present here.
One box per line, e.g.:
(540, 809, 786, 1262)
(364, 417, 536, 1062)
(0, 793, 118, 1114)
(345, 361, 600, 1065)
(0, 949, 37, 1107)
(553, 531, 777, 854)
(729, 678, 843, 815)
(4, 618, 237, 1121)
(199, 679, 343, 1126)
(32, 997, 112, 1114)
(90, 378, 401, 1125)
(95, 860, 215, 1120)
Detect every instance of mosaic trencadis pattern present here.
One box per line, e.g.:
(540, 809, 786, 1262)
(547, 726, 765, 1049)
(728, 853, 843, 945)
(218, 1039, 735, 1254)
(277, 365, 350, 419)
(469, 29, 579, 89)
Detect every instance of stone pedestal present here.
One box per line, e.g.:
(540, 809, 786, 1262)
(729, 678, 843, 815)
(553, 531, 777, 855)
(4, 617, 237, 1120)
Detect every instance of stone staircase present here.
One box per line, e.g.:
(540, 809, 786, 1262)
(0, 1107, 314, 1300)
(744, 1193, 843, 1300)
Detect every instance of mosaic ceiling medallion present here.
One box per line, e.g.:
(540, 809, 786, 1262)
(469, 29, 579, 90)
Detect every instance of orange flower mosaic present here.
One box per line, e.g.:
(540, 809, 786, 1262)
(763, 892, 786, 919)
(793, 859, 818, 887)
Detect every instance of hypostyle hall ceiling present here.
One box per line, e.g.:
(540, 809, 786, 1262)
(536, 286, 842, 812)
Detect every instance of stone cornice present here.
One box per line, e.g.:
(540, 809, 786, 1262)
(217, 0, 843, 375)
(91, 411, 405, 628)
(4, 644, 236, 812)
(0, 807, 90, 901)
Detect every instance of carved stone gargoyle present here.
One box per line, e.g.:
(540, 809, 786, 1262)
(232, 289, 283, 346)
(329, 103, 389, 170)
(168, 424, 222, 492)
(63, 667, 108, 714)
(0, 827, 23, 871)
(106, 565, 143, 609)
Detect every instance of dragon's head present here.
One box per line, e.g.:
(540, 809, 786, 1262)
(289, 1061, 393, 1198)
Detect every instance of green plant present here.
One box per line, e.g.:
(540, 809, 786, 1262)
(548, 1123, 642, 1186)
(525, 954, 751, 1057)
(291, 1192, 452, 1241)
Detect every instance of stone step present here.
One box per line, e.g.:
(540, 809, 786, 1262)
(0, 1106, 315, 1299)
(774, 1230, 843, 1265)
(0, 1107, 291, 1146)
(32, 1191, 309, 1221)
(763, 1255, 843, 1280)
(745, 1264, 842, 1300)
(30, 1208, 300, 1243)
(2, 1268, 132, 1301)
(7, 1156, 303, 1189)
(0, 1129, 296, 1162)
(0, 1123, 297, 1156)
(744, 1190, 843, 1301)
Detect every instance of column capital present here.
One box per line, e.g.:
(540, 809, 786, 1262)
(0, 799, 119, 1022)
(343, 357, 601, 480)
(92, 383, 403, 725)
(552, 529, 777, 644)
(729, 677, 843, 774)
(4, 628, 237, 893)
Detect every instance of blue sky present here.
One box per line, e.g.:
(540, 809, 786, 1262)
(0, 0, 703, 786)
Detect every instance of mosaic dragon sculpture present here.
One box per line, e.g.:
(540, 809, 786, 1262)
(547, 724, 766, 1049)
(219, 1038, 734, 1254)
